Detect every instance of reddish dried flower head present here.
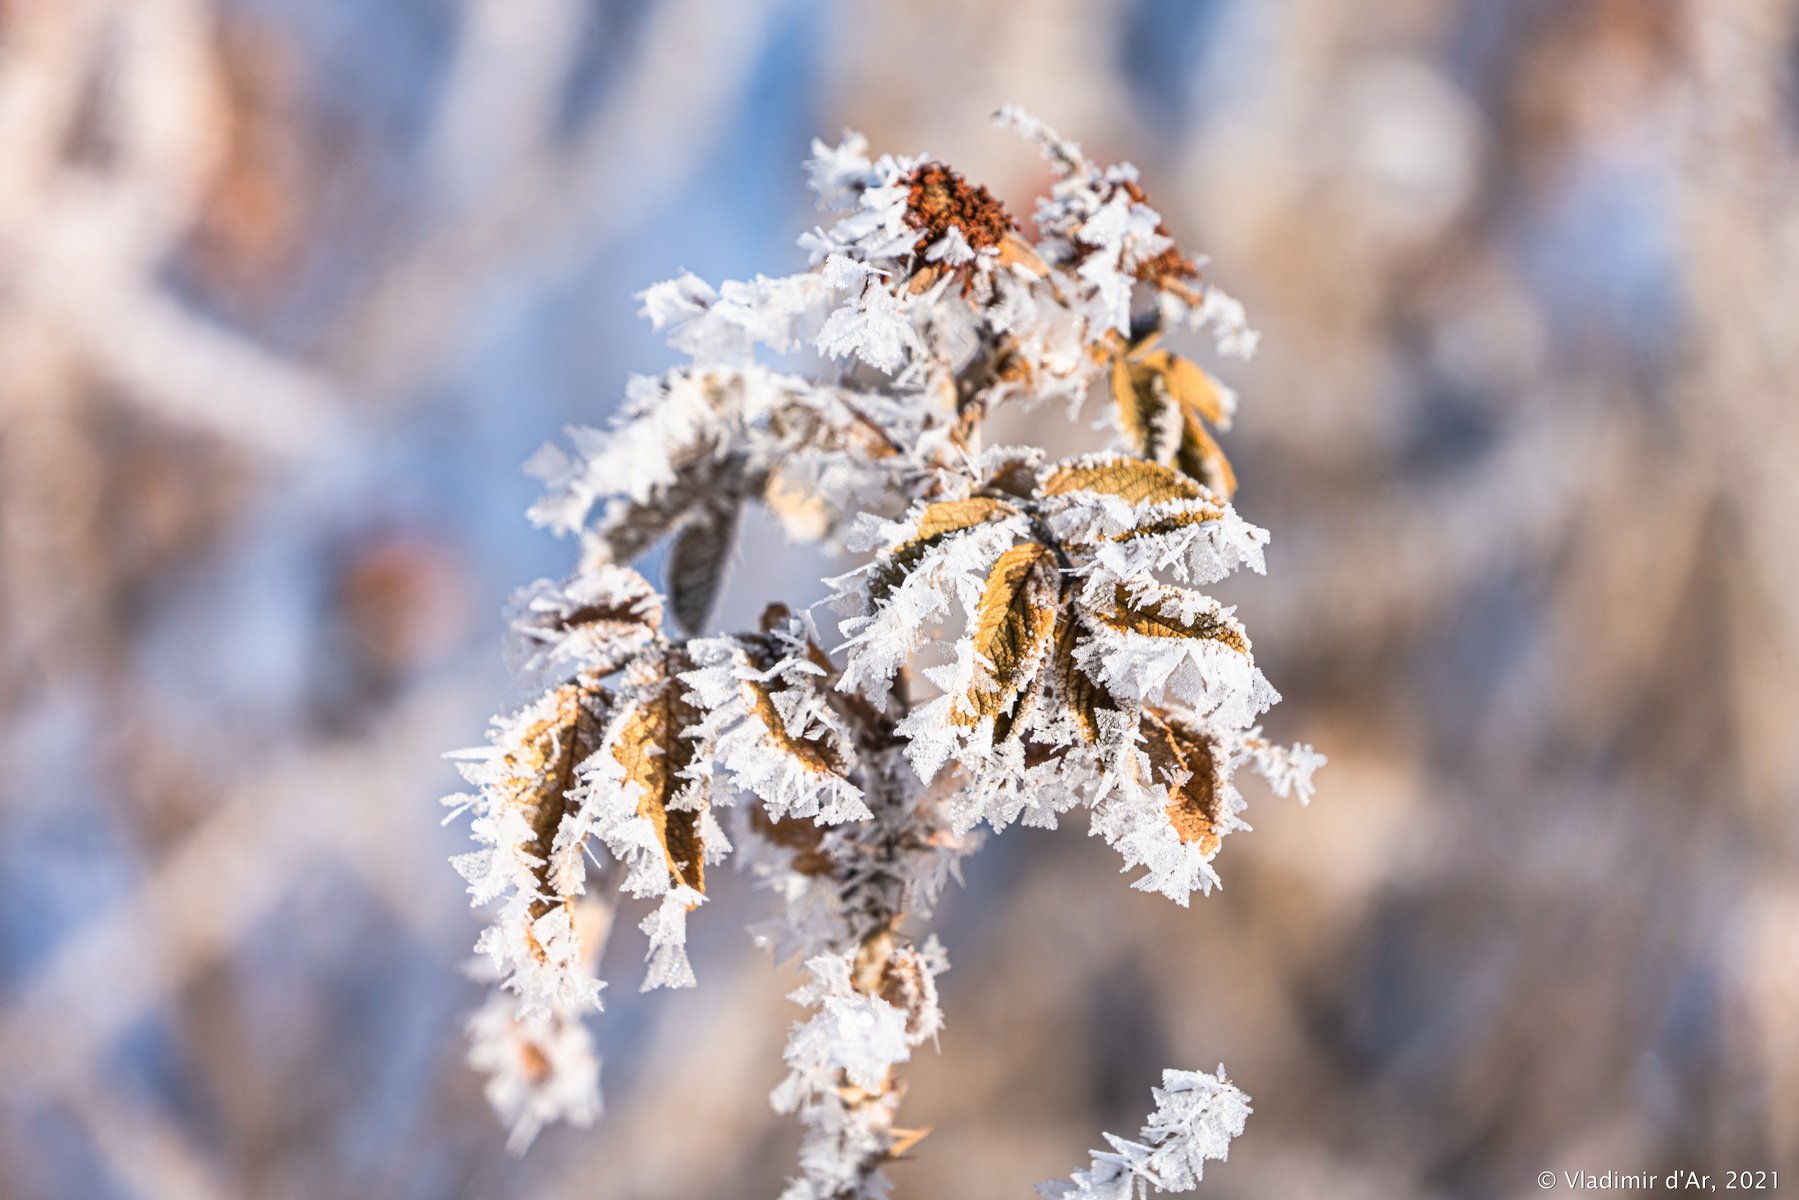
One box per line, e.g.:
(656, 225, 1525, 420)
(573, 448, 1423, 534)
(903, 163, 1015, 252)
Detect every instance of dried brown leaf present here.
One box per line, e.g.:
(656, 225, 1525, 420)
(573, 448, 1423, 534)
(1041, 456, 1202, 505)
(1177, 412, 1237, 499)
(1097, 586, 1249, 653)
(669, 497, 740, 635)
(957, 542, 1059, 731)
(505, 684, 609, 922)
(611, 660, 707, 891)
(869, 497, 1018, 606)
(1110, 355, 1181, 464)
(1107, 348, 1238, 497)
(1051, 604, 1119, 743)
(1138, 349, 1229, 426)
(1141, 712, 1223, 854)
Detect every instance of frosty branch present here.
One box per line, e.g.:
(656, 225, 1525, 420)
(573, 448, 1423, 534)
(444, 108, 1322, 1197)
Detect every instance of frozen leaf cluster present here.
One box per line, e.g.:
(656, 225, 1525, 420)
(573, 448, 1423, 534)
(443, 109, 1320, 1192)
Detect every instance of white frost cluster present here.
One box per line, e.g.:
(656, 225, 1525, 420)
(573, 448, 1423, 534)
(465, 995, 602, 1154)
(772, 944, 948, 1200)
(682, 627, 870, 824)
(1039, 1066, 1252, 1199)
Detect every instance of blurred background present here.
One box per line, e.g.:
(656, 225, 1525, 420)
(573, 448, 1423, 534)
(2, 0, 1796, 1197)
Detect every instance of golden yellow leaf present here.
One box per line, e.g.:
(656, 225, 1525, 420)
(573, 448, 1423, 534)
(870, 497, 1018, 606)
(916, 497, 1015, 540)
(611, 661, 707, 892)
(1177, 412, 1237, 499)
(742, 673, 848, 776)
(1041, 456, 1202, 505)
(1097, 585, 1249, 653)
(1139, 349, 1230, 426)
(957, 542, 1060, 732)
(1110, 504, 1226, 545)
(1051, 604, 1118, 743)
(498, 684, 609, 925)
(1107, 347, 1238, 498)
(1141, 712, 1223, 854)
(1110, 355, 1180, 464)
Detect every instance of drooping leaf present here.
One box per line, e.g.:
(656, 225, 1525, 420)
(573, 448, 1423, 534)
(610, 659, 707, 892)
(957, 541, 1060, 733)
(1141, 712, 1224, 854)
(1108, 348, 1238, 497)
(1137, 349, 1230, 426)
(669, 495, 741, 634)
(1110, 355, 1182, 464)
(1050, 603, 1120, 743)
(505, 684, 610, 920)
(1176, 413, 1237, 499)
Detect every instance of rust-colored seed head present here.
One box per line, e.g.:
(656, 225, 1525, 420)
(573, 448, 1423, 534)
(903, 163, 1016, 252)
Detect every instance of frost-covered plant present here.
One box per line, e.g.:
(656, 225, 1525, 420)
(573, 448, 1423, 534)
(444, 108, 1322, 1195)
(1040, 1067, 1251, 1199)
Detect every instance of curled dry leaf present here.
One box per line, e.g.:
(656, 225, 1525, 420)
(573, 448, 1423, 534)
(451, 109, 1319, 1186)
(1142, 713, 1225, 855)
(669, 494, 741, 635)
(517, 684, 611, 920)
(1108, 348, 1238, 498)
(958, 541, 1061, 733)
(610, 663, 708, 893)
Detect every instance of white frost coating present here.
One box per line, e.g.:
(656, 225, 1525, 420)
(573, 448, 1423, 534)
(1160, 283, 1262, 361)
(832, 512, 1030, 699)
(771, 949, 946, 1200)
(1041, 485, 1269, 586)
(1075, 626, 1277, 732)
(775, 954, 913, 1097)
(681, 635, 870, 824)
(798, 137, 922, 265)
(815, 268, 921, 374)
(637, 271, 717, 332)
(1236, 732, 1327, 805)
(1039, 1066, 1251, 1198)
(640, 885, 706, 992)
(505, 564, 662, 681)
(466, 995, 602, 1154)
(1090, 752, 1249, 905)
(447, 692, 606, 1020)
